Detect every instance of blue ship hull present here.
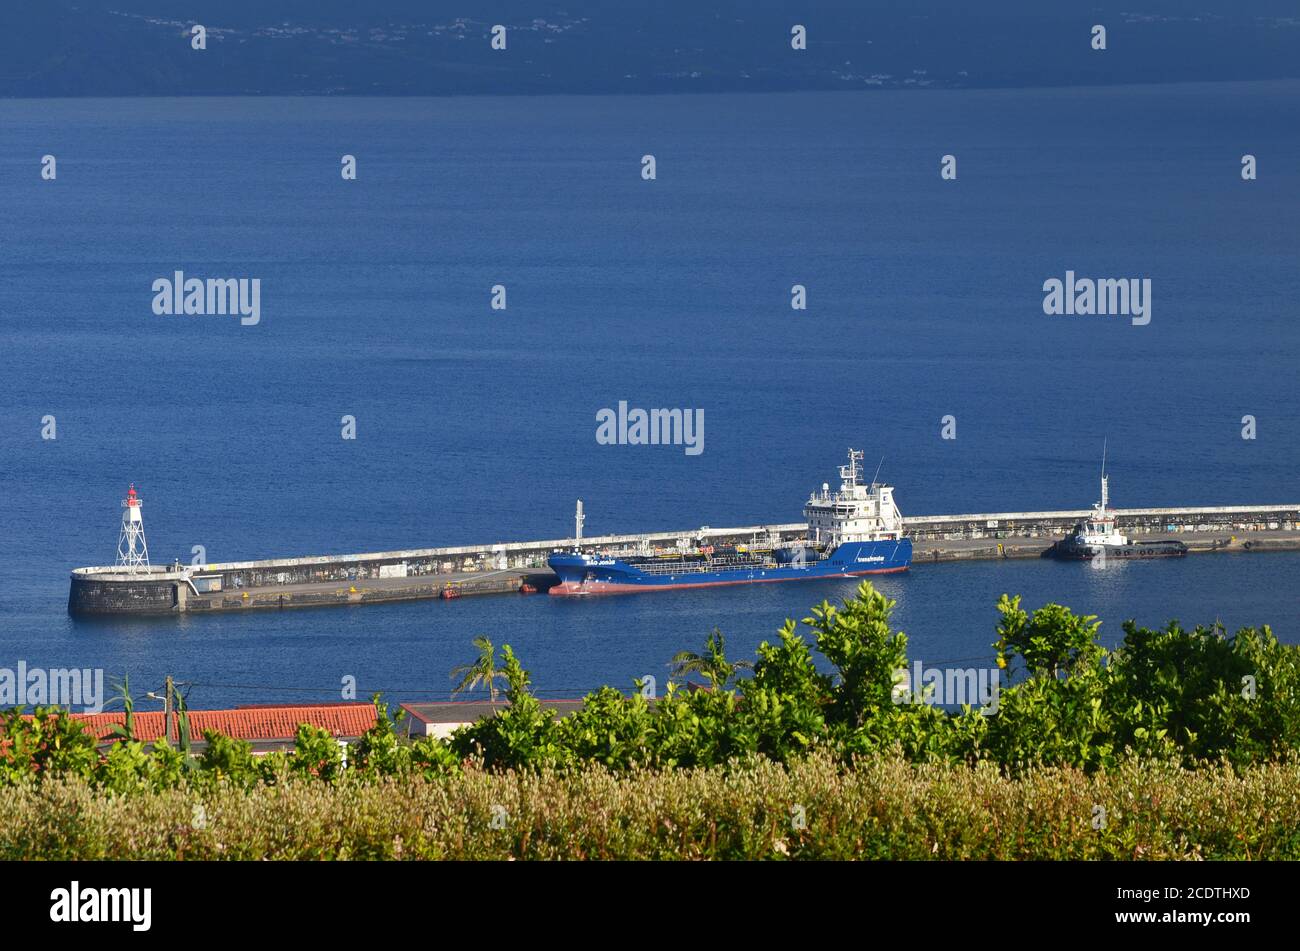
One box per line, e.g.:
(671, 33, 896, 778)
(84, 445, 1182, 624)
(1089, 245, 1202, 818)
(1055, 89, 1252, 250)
(549, 539, 911, 595)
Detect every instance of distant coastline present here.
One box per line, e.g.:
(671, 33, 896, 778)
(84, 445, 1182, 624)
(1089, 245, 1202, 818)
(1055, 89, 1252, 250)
(3, 1, 1298, 98)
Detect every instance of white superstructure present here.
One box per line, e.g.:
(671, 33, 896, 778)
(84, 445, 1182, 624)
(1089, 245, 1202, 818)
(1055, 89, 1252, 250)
(1074, 459, 1128, 548)
(804, 449, 905, 546)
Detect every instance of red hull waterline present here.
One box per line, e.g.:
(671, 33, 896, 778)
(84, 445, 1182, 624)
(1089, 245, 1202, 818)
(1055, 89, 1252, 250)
(549, 565, 910, 596)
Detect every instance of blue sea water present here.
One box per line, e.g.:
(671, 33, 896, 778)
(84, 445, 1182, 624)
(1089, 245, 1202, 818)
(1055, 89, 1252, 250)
(0, 85, 1297, 707)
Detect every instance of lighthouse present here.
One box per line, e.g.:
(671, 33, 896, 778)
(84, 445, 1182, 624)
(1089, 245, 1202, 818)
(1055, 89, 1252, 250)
(115, 484, 150, 571)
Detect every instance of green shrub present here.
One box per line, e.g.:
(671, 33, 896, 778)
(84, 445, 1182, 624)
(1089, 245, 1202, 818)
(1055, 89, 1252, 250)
(0, 706, 100, 784)
(1106, 619, 1300, 766)
(198, 731, 259, 788)
(5, 581, 1299, 797)
(450, 646, 567, 770)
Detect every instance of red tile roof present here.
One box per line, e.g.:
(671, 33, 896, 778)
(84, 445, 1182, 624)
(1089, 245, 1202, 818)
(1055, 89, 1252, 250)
(51, 703, 379, 743)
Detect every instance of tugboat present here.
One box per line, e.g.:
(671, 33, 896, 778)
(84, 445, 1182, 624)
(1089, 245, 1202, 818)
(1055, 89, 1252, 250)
(549, 448, 912, 595)
(1044, 454, 1187, 561)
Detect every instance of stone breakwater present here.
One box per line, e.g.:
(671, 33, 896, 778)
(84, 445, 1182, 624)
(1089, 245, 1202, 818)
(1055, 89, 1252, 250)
(68, 505, 1300, 616)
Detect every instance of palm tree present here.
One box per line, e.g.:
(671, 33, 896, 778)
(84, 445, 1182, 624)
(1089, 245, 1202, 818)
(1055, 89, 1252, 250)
(669, 628, 752, 690)
(450, 635, 508, 702)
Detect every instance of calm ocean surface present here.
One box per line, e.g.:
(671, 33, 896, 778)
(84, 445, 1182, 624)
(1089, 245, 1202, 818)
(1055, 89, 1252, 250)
(1, 85, 1297, 706)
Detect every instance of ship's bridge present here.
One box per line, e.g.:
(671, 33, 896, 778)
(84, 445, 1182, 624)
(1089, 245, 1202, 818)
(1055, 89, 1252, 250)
(1075, 473, 1126, 546)
(804, 449, 904, 545)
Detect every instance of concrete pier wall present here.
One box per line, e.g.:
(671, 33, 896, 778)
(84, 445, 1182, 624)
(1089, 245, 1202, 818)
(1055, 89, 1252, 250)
(68, 504, 1300, 616)
(904, 505, 1300, 540)
(195, 503, 1300, 590)
(68, 567, 189, 616)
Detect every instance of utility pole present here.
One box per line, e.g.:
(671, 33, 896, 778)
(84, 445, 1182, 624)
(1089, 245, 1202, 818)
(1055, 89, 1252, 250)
(164, 675, 174, 744)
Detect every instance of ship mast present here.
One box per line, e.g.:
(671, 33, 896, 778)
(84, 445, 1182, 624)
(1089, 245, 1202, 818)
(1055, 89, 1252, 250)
(840, 448, 864, 492)
(1100, 439, 1109, 513)
(1094, 439, 1110, 518)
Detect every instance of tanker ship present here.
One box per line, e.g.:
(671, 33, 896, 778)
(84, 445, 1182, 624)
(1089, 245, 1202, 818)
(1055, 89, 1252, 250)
(548, 449, 912, 595)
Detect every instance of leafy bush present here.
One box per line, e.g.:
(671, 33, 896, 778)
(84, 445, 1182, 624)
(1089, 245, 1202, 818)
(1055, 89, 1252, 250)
(0, 706, 100, 783)
(450, 646, 567, 769)
(3, 582, 1299, 797)
(439, 582, 1300, 774)
(1106, 619, 1300, 766)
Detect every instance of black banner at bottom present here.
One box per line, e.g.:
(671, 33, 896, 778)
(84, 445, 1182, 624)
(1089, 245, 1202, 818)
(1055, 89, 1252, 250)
(3, 859, 1284, 939)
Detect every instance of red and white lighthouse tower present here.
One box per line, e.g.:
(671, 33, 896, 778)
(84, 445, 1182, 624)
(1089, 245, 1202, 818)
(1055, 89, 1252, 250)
(115, 484, 150, 571)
